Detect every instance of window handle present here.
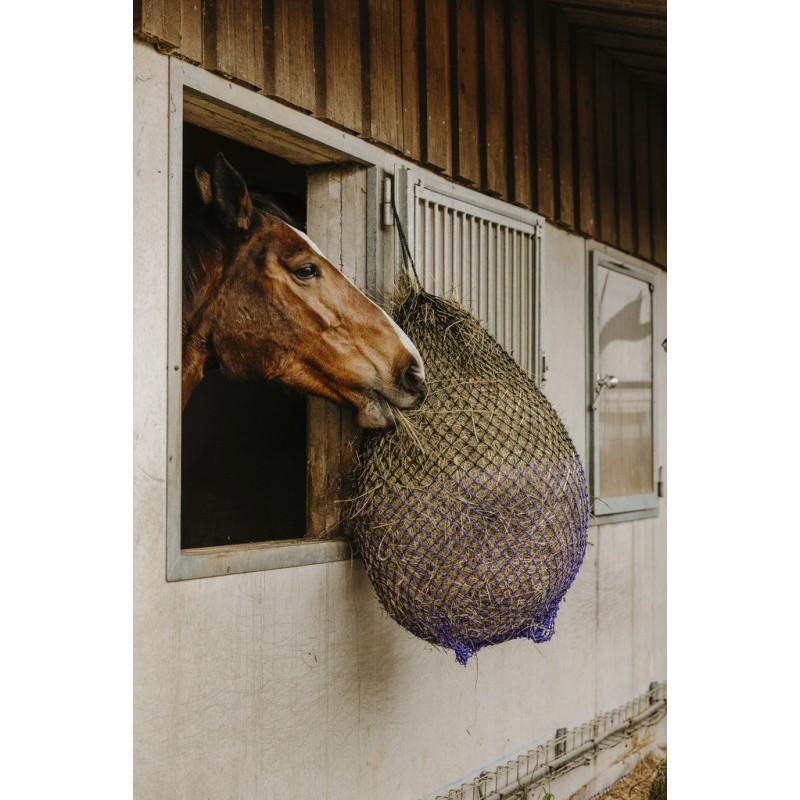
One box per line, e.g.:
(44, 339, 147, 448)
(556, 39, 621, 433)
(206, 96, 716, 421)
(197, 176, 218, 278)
(591, 374, 618, 410)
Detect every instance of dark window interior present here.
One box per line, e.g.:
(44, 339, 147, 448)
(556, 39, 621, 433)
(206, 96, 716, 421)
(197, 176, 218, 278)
(181, 123, 308, 549)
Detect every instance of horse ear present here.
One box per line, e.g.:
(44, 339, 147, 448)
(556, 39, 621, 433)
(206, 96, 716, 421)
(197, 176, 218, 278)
(194, 165, 213, 207)
(211, 153, 254, 232)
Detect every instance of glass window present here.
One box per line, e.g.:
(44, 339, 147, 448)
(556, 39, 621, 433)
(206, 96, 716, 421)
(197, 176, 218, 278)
(590, 259, 657, 516)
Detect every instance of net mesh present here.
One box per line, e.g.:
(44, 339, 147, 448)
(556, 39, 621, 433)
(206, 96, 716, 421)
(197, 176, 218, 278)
(350, 286, 589, 665)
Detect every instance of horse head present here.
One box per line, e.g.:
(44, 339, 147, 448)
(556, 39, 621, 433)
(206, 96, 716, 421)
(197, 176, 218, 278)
(182, 153, 426, 429)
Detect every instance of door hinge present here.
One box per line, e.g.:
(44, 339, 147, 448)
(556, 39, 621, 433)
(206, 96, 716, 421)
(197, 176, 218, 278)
(381, 174, 394, 229)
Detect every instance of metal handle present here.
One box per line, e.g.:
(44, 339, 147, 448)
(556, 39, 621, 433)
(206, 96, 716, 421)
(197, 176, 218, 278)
(591, 374, 618, 410)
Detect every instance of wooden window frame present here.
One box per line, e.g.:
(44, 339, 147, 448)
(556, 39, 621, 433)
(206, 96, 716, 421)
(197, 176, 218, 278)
(586, 245, 660, 525)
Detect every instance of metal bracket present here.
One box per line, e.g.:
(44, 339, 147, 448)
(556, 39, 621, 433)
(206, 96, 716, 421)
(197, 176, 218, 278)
(590, 374, 619, 410)
(381, 174, 393, 228)
(554, 727, 567, 758)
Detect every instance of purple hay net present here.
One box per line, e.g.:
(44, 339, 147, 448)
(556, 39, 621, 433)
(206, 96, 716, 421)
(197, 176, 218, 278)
(351, 289, 589, 665)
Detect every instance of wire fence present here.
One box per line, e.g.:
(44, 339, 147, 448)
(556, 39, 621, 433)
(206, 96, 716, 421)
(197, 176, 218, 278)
(429, 682, 667, 800)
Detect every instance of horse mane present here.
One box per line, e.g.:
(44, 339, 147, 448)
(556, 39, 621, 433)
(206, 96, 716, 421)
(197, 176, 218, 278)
(182, 179, 296, 304)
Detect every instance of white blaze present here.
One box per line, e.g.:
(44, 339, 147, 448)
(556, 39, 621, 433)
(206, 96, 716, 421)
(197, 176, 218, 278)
(288, 223, 425, 378)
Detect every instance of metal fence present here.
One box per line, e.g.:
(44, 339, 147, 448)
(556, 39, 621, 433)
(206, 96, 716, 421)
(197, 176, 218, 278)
(428, 682, 667, 800)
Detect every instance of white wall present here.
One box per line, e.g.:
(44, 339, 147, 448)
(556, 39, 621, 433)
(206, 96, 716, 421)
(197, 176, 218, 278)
(134, 42, 666, 800)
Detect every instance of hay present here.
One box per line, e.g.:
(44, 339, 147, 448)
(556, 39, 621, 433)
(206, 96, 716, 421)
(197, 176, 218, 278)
(583, 754, 666, 800)
(350, 286, 589, 664)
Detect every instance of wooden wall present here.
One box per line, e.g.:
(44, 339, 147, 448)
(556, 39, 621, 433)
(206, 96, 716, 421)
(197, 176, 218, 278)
(134, 0, 667, 267)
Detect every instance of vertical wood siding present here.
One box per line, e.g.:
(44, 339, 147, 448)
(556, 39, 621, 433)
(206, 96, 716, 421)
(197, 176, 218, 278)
(575, 32, 597, 239)
(483, 0, 508, 198)
(266, 0, 318, 113)
(454, 0, 480, 186)
(532, 0, 555, 219)
(421, 0, 452, 172)
(508, 0, 532, 209)
(553, 14, 574, 228)
(134, 0, 667, 267)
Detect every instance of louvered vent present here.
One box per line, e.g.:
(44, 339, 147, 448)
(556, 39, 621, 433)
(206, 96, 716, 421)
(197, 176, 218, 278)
(408, 180, 542, 378)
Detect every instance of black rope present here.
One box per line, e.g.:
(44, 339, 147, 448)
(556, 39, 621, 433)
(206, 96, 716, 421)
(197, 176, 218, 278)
(390, 191, 423, 291)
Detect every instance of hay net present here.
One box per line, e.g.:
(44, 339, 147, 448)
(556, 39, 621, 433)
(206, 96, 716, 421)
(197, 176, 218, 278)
(350, 283, 589, 665)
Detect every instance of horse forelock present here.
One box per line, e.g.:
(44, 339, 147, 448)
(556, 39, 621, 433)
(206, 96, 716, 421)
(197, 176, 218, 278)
(182, 192, 298, 304)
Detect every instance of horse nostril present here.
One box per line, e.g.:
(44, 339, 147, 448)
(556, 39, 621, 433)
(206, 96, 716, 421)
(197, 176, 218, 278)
(399, 361, 427, 398)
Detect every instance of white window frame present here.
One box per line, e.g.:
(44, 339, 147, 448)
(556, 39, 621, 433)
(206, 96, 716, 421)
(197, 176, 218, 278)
(165, 57, 546, 580)
(587, 246, 659, 524)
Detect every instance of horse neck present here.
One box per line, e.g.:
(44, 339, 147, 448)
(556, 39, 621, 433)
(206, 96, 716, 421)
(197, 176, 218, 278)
(181, 222, 226, 408)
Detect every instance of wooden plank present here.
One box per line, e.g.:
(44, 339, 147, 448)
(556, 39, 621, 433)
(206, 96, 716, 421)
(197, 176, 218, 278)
(649, 93, 667, 265)
(532, 0, 554, 217)
(548, 0, 666, 16)
(337, 168, 368, 535)
(206, 0, 264, 90)
(399, 0, 421, 159)
(631, 80, 652, 261)
(266, 0, 317, 113)
(594, 46, 616, 246)
(574, 33, 596, 236)
(323, 396, 343, 536)
(614, 62, 634, 253)
(560, 8, 667, 38)
(422, 0, 452, 172)
(134, 0, 182, 50)
(320, 0, 364, 133)
(306, 170, 343, 538)
(305, 166, 369, 538)
(585, 30, 667, 57)
(179, 0, 203, 63)
(484, 0, 508, 197)
(367, 0, 403, 148)
(553, 13, 574, 226)
(509, 0, 532, 207)
(454, 0, 481, 186)
(183, 92, 349, 164)
(608, 51, 667, 73)
(629, 68, 667, 87)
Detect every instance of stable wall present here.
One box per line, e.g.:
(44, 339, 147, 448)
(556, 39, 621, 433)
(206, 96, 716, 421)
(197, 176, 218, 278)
(134, 41, 666, 800)
(134, 0, 667, 268)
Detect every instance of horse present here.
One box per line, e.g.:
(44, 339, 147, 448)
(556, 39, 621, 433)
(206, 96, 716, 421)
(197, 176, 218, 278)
(181, 153, 426, 429)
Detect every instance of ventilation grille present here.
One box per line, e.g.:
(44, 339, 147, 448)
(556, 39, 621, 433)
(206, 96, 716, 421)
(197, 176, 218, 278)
(410, 183, 541, 378)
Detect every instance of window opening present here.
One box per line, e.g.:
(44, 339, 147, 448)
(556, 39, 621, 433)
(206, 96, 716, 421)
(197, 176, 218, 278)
(180, 123, 308, 548)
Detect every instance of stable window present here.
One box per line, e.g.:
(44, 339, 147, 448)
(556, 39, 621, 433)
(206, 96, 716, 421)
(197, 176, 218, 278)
(165, 63, 386, 580)
(588, 252, 658, 518)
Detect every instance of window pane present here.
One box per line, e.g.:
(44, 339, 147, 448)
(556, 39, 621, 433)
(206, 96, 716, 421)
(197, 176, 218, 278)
(597, 267, 653, 498)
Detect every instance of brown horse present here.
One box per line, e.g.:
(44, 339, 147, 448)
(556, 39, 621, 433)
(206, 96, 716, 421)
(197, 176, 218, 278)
(182, 153, 426, 428)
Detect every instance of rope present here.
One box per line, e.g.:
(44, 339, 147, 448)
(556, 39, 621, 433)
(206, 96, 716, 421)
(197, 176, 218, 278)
(390, 190, 423, 291)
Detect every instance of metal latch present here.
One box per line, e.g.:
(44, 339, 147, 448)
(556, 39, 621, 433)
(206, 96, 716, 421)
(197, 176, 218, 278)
(381, 175, 393, 228)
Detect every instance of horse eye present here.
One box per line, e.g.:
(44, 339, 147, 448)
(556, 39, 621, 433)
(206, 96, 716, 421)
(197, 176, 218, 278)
(293, 263, 319, 281)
